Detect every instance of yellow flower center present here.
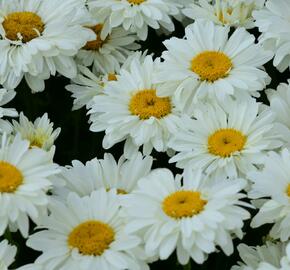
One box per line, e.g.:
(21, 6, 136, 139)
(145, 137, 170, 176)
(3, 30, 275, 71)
(68, 220, 115, 256)
(162, 190, 207, 219)
(191, 51, 232, 82)
(117, 188, 127, 195)
(0, 161, 23, 193)
(208, 128, 247, 158)
(27, 132, 48, 149)
(106, 188, 128, 195)
(83, 24, 107, 51)
(129, 89, 171, 120)
(108, 73, 117, 81)
(30, 140, 43, 148)
(2, 12, 44, 42)
(29, 137, 45, 148)
(127, 0, 146, 4)
(286, 184, 290, 197)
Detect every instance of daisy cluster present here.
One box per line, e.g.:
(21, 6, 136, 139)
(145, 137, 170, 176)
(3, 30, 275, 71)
(1, 0, 290, 269)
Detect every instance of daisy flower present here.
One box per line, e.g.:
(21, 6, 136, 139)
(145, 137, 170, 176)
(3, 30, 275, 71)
(53, 152, 153, 198)
(168, 98, 283, 178)
(88, 0, 179, 40)
(266, 80, 290, 149)
(3, 112, 61, 151)
(27, 190, 149, 270)
(0, 0, 95, 92)
(254, 0, 290, 72)
(0, 240, 17, 270)
(154, 20, 272, 114)
(66, 51, 147, 110)
(232, 241, 290, 270)
(76, 23, 140, 74)
(122, 168, 250, 265)
(88, 55, 182, 156)
(249, 149, 290, 241)
(0, 134, 59, 237)
(183, 0, 265, 29)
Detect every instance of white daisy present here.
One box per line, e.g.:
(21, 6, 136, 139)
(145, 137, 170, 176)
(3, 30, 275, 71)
(76, 23, 140, 74)
(0, 240, 17, 270)
(232, 241, 290, 270)
(0, 134, 59, 237)
(53, 152, 153, 198)
(183, 0, 265, 29)
(122, 168, 250, 265)
(253, 0, 290, 72)
(66, 51, 147, 110)
(0, 0, 95, 92)
(4, 112, 61, 151)
(27, 190, 149, 270)
(154, 19, 272, 114)
(249, 149, 290, 241)
(88, 0, 179, 40)
(168, 98, 283, 178)
(266, 80, 290, 149)
(88, 55, 182, 156)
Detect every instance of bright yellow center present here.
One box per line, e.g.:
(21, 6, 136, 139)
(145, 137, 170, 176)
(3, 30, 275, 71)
(129, 89, 171, 120)
(117, 188, 127, 195)
(84, 24, 107, 51)
(127, 0, 146, 4)
(106, 188, 128, 195)
(3, 12, 44, 42)
(162, 191, 207, 219)
(27, 132, 48, 149)
(208, 128, 246, 158)
(29, 137, 45, 148)
(68, 220, 115, 256)
(286, 184, 290, 197)
(191, 51, 232, 82)
(0, 161, 23, 193)
(108, 73, 117, 81)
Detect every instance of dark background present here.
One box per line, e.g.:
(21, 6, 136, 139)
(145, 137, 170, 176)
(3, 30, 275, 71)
(2, 20, 289, 269)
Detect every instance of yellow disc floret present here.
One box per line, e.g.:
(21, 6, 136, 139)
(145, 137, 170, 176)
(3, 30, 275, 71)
(129, 89, 171, 120)
(29, 139, 43, 148)
(286, 184, 290, 197)
(105, 188, 128, 195)
(0, 161, 23, 193)
(162, 190, 207, 219)
(108, 73, 117, 81)
(191, 51, 232, 82)
(208, 128, 247, 158)
(117, 188, 127, 195)
(83, 24, 107, 51)
(127, 0, 146, 4)
(28, 132, 48, 149)
(3, 11, 44, 42)
(68, 220, 115, 256)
